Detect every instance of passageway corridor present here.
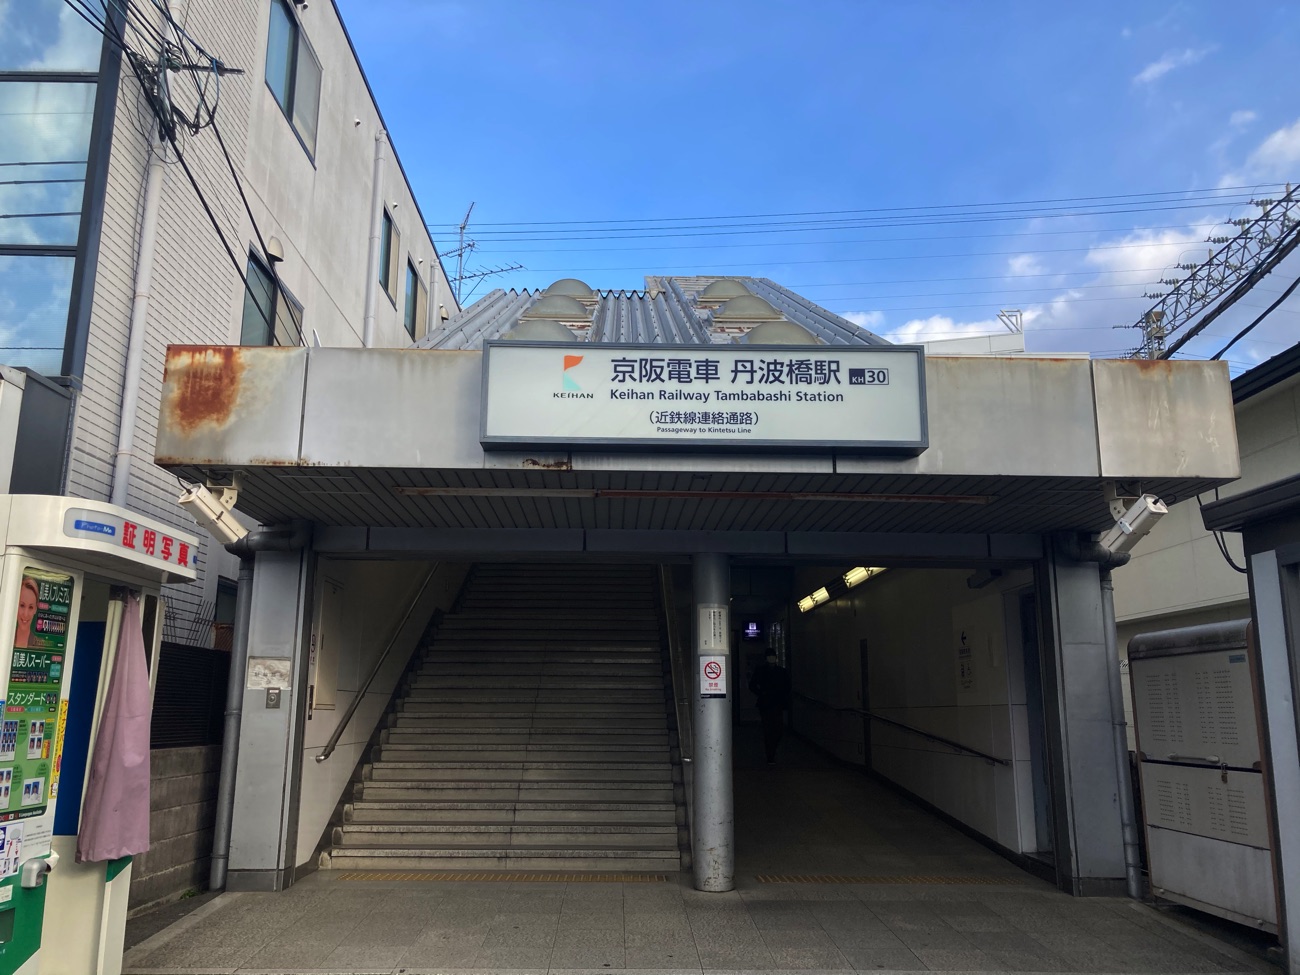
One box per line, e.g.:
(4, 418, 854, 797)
(124, 729, 1270, 974)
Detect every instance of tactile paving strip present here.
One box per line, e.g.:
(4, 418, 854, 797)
(335, 871, 670, 883)
(756, 874, 1029, 885)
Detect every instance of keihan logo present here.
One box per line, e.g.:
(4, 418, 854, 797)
(562, 354, 584, 391)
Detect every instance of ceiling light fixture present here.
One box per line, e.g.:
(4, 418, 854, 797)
(799, 566, 887, 613)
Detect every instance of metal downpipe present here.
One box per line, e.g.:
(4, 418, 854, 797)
(109, 132, 166, 507)
(1100, 568, 1144, 900)
(208, 556, 252, 891)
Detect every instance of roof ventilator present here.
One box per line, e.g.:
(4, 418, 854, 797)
(696, 278, 751, 307)
(513, 292, 593, 340)
(710, 293, 786, 340)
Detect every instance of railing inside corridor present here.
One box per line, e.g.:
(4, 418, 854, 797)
(315, 564, 441, 764)
(793, 692, 1011, 766)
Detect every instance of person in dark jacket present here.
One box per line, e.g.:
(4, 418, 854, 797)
(749, 652, 791, 764)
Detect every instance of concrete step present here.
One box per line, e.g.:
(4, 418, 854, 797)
(365, 763, 672, 783)
(418, 642, 655, 650)
(390, 702, 665, 717)
(416, 663, 663, 678)
(371, 754, 665, 769)
(333, 822, 678, 848)
(356, 781, 675, 802)
(437, 617, 659, 629)
(390, 718, 668, 733)
(379, 735, 669, 748)
(408, 674, 664, 688)
(395, 686, 665, 702)
(322, 849, 680, 872)
(344, 800, 677, 825)
(445, 618, 656, 628)
(323, 563, 681, 874)
(420, 651, 662, 664)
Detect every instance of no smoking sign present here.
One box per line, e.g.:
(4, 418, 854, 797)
(700, 654, 727, 698)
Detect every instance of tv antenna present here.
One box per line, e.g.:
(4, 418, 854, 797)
(444, 203, 523, 304)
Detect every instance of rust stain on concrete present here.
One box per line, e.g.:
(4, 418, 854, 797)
(164, 346, 244, 434)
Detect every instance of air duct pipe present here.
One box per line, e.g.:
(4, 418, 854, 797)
(209, 522, 312, 891)
(1055, 532, 1142, 900)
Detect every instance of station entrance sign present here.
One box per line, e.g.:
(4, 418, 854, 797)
(481, 341, 927, 454)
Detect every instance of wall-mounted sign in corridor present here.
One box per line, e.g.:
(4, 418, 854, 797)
(481, 342, 927, 454)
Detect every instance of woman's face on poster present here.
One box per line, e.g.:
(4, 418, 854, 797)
(16, 587, 36, 630)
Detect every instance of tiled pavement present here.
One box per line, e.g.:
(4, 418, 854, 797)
(123, 734, 1278, 975)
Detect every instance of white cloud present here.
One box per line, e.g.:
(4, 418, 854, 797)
(1084, 224, 1219, 277)
(883, 314, 1007, 344)
(1007, 254, 1043, 277)
(1133, 47, 1212, 85)
(1230, 110, 1258, 129)
(1229, 118, 1300, 183)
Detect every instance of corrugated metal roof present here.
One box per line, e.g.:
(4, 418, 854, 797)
(418, 276, 887, 350)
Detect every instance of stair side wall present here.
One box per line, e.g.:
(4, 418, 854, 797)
(294, 560, 470, 868)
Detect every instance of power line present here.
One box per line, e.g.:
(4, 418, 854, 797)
(440, 200, 1260, 243)
(440, 221, 1229, 256)
(440, 184, 1285, 229)
(1209, 271, 1300, 361)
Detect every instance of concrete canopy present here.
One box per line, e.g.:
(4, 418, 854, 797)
(155, 344, 1239, 558)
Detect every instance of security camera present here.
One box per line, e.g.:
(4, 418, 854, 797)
(178, 483, 248, 546)
(1099, 494, 1167, 556)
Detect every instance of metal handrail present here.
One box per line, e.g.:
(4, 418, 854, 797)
(658, 564, 693, 762)
(315, 564, 440, 763)
(793, 692, 1010, 766)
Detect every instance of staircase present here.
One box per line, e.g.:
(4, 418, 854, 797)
(323, 563, 685, 872)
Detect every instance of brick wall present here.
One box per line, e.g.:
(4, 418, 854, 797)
(129, 745, 221, 913)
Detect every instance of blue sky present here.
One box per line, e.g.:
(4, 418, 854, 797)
(338, 1, 1300, 370)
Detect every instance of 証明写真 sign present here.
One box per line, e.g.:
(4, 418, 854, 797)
(480, 342, 927, 454)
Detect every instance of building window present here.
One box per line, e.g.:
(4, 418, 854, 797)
(264, 0, 320, 155)
(0, 0, 103, 376)
(378, 209, 399, 300)
(239, 252, 303, 346)
(404, 261, 427, 339)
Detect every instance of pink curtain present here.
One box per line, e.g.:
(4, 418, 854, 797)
(76, 593, 151, 863)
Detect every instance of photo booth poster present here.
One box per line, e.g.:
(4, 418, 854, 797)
(1, 568, 73, 821)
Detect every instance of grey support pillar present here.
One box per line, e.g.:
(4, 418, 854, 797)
(692, 552, 734, 892)
(1044, 548, 1127, 894)
(226, 547, 313, 891)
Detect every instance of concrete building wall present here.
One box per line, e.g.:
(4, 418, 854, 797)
(130, 745, 222, 912)
(1113, 371, 1300, 634)
(66, 0, 454, 647)
(790, 566, 1038, 854)
(1112, 372, 1300, 743)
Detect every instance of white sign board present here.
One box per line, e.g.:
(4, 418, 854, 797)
(481, 342, 927, 454)
(698, 605, 728, 652)
(700, 655, 728, 698)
